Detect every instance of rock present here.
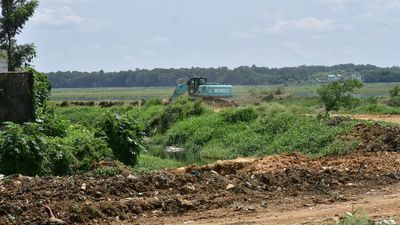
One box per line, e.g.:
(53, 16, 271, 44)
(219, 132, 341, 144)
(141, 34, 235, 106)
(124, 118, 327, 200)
(378, 219, 397, 225)
(81, 183, 87, 190)
(247, 206, 256, 211)
(181, 184, 196, 194)
(179, 199, 195, 209)
(260, 201, 268, 208)
(245, 182, 252, 188)
(226, 184, 235, 190)
(210, 170, 219, 175)
(165, 146, 185, 153)
(0, 174, 4, 180)
(127, 174, 136, 180)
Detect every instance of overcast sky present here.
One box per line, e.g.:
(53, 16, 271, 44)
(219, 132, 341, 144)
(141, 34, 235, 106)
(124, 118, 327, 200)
(17, 0, 400, 72)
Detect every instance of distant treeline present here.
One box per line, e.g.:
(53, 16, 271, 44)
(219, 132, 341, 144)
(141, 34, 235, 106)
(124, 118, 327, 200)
(46, 64, 400, 88)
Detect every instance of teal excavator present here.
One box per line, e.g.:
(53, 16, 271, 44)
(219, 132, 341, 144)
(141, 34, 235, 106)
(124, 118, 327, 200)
(169, 77, 236, 106)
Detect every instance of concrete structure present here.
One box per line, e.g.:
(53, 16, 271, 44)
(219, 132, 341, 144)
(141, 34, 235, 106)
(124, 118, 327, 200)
(0, 50, 8, 72)
(0, 72, 34, 123)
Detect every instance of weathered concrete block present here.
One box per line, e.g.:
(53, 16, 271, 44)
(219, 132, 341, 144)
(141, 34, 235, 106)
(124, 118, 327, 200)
(0, 72, 34, 123)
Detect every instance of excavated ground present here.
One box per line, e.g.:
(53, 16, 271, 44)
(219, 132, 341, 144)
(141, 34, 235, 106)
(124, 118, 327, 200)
(0, 124, 400, 225)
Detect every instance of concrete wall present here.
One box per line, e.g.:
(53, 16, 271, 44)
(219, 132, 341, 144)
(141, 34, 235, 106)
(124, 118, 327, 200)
(0, 72, 34, 123)
(0, 50, 8, 73)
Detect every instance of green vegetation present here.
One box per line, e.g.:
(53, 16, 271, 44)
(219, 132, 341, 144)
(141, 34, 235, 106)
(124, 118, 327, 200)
(329, 211, 374, 225)
(317, 79, 364, 113)
(0, 0, 38, 71)
(388, 86, 400, 107)
(46, 64, 400, 88)
(3, 77, 400, 176)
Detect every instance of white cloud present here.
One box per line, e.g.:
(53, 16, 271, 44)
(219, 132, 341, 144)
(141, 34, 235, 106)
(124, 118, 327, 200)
(31, 7, 113, 31)
(229, 32, 259, 39)
(260, 17, 338, 34)
(147, 37, 171, 44)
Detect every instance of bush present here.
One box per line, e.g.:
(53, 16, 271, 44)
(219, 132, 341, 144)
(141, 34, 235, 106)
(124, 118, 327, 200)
(0, 123, 52, 176)
(388, 96, 400, 107)
(0, 119, 114, 176)
(97, 114, 144, 166)
(221, 107, 258, 123)
(155, 96, 206, 132)
(144, 98, 163, 107)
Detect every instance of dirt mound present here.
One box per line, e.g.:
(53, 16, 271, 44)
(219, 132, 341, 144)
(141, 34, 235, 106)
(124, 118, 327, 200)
(350, 123, 400, 152)
(1, 151, 399, 225)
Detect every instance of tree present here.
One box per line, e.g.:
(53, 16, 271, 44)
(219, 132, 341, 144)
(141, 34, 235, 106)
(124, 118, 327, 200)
(317, 79, 364, 113)
(0, 0, 38, 71)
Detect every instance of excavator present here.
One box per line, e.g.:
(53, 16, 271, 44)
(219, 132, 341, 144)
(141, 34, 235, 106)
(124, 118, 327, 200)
(168, 77, 237, 107)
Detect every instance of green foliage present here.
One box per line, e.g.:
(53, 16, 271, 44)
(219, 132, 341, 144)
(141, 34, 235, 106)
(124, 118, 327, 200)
(133, 154, 183, 174)
(0, 123, 52, 176)
(317, 79, 363, 112)
(30, 67, 52, 115)
(46, 64, 400, 88)
(388, 96, 400, 107)
(221, 107, 258, 124)
(97, 114, 144, 166)
(0, 0, 39, 70)
(163, 105, 355, 161)
(0, 118, 113, 176)
(320, 139, 360, 157)
(333, 211, 374, 225)
(154, 96, 206, 132)
(389, 86, 400, 97)
(144, 97, 163, 107)
(94, 167, 118, 177)
(388, 86, 400, 107)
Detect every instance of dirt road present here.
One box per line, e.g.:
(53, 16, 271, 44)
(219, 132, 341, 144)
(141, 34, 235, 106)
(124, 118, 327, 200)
(135, 184, 400, 225)
(339, 114, 400, 124)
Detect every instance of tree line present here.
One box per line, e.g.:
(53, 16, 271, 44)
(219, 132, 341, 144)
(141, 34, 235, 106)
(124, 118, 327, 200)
(46, 64, 400, 88)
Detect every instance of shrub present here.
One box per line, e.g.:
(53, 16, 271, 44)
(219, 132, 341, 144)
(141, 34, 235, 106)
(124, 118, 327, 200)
(97, 114, 144, 166)
(317, 79, 363, 112)
(388, 96, 400, 107)
(144, 98, 163, 107)
(155, 96, 206, 132)
(221, 107, 258, 123)
(0, 123, 52, 176)
(0, 120, 114, 176)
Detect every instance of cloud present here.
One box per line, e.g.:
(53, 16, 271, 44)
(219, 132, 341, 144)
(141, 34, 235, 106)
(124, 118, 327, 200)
(147, 37, 171, 44)
(259, 17, 339, 34)
(229, 32, 259, 39)
(31, 6, 113, 31)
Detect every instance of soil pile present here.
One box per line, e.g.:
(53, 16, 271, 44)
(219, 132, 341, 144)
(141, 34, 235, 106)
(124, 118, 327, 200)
(1, 151, 399, 225)
(350, 123, 400, 152)
(1, 123, 400, 224)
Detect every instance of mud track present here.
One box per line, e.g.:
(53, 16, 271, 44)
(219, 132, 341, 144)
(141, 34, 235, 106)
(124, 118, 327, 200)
(0, 124, 400, 225)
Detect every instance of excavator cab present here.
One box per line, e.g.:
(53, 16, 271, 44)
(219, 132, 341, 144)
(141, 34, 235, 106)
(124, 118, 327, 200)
(187, 77, 207, 97)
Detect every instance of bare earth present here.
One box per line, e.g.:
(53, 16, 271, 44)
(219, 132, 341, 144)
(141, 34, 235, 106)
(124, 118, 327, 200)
(340, 114, 400, 124)
(1, 123, 400, 225)
(132, 184, 400, 225)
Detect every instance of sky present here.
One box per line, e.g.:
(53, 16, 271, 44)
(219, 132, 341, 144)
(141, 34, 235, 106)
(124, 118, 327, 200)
(17, 0, 400, 72)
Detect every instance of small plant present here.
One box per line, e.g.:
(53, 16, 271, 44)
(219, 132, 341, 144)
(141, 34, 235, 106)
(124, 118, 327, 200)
(333, 211, 374, 225)
(94, 167, 118, 177)
(221, 107, 258, 123)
